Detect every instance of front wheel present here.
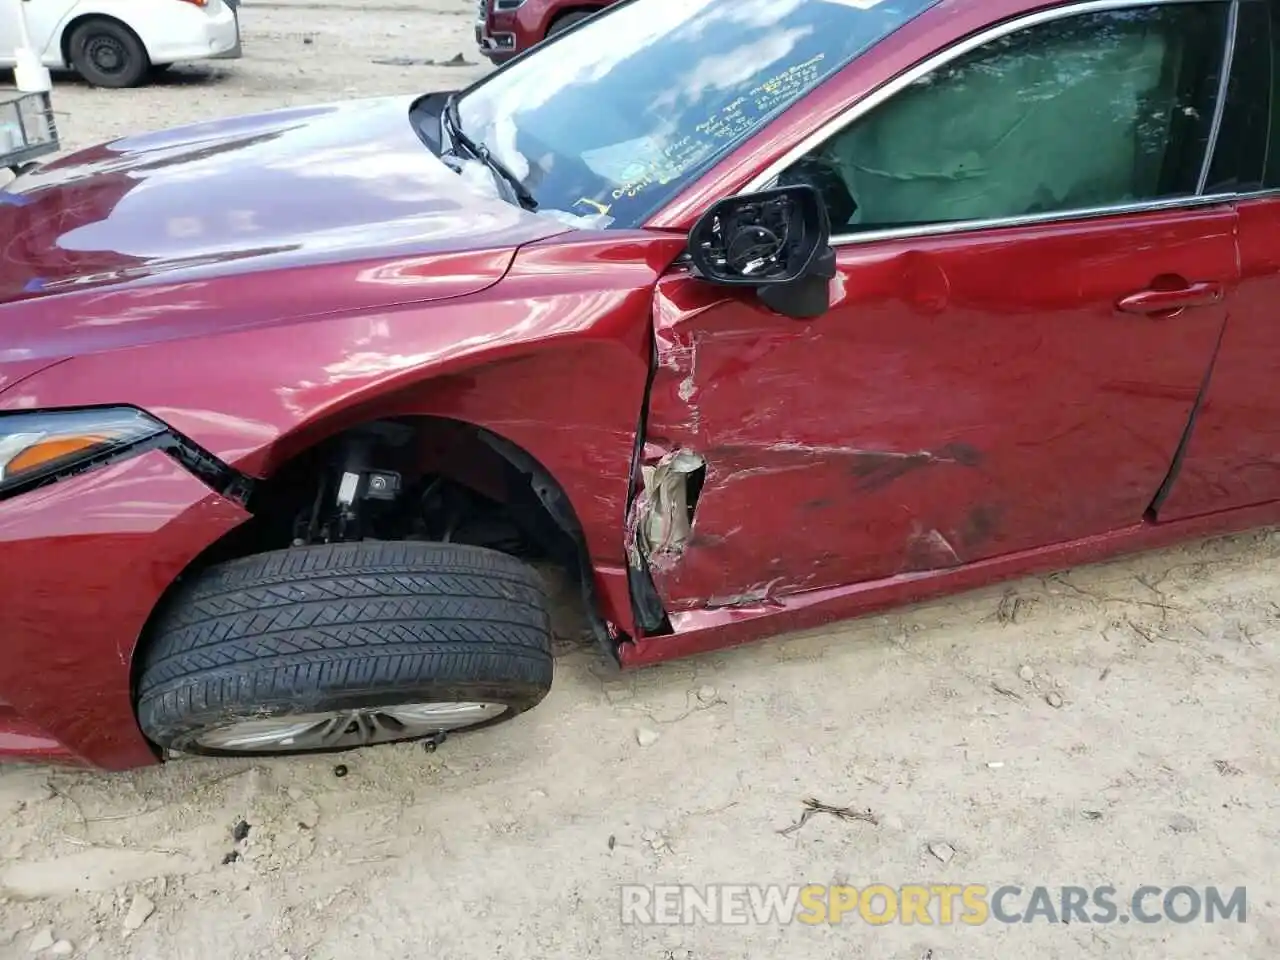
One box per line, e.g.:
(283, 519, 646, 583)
(68, 18, 150, 88)
(135, 541, 554, 757)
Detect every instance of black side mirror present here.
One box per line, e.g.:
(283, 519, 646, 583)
(687, 184, 837, 320)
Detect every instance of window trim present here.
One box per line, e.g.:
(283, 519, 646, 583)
(739, 0, 1241, 247)
(1263, 0, 1277, 181)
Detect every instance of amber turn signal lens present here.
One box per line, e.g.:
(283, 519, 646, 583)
(5, 435, 103, 474)
(0, 408, 167, 494)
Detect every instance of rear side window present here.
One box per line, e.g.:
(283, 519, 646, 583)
(1204, 0, 1272, 192)
(1258, 0, 1280, 186)
(781, 3, 1231, 232)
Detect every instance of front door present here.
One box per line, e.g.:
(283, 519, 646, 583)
(641, 0, 1239, 612)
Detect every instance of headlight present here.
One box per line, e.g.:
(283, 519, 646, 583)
(0, 407, 167, 495)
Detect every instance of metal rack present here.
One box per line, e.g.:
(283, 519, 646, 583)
(2, 90, 59, 175)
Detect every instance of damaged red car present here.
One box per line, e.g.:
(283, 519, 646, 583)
(475, 0, 616, 64)
(3, 0, 1279, 770)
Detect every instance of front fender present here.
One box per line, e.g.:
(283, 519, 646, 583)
(1, 231, 687, 569)
(36, 3, 77, 64)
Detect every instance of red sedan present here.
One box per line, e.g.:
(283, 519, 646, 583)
(2, 0, 1276, 770)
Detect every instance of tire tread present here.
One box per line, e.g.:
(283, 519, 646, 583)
(135, 542, 554, 754)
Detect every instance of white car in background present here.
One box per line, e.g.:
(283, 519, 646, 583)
(1, 0, 241, 88)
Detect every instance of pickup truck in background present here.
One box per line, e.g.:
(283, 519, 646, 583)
(475, 0, 616, 63)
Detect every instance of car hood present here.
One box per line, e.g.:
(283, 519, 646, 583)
(0, 95, 569, 306)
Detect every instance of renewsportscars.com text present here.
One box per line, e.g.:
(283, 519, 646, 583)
(619, 884, 1247, 926)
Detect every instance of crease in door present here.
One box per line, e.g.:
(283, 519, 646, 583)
(1145, 316, 1230, 520)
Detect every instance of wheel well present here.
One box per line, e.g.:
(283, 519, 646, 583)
(547, 6, 600, 32)
(130, 415, 620, 712)
(60, 13, 148, 66)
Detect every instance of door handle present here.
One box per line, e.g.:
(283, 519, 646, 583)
(1116, 281, 1224, 316)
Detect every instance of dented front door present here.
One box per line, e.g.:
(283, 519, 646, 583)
(636, 208, 1235, 613)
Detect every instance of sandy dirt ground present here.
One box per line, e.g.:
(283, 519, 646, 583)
(3, 2, 1280, 958)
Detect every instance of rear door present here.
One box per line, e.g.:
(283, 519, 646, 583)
(1153, 0, 1280, 520)
(642, 0, 1241, 612)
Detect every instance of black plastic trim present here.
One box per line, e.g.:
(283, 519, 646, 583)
(477, 426, 623, 664)
(1146, 318, 1230, 519)
(626, 334, 673, 636)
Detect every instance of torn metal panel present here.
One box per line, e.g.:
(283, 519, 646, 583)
(904, 527, 962, 571)
(626, 448, 706, 571)
(627, 436, 993, 612)
(641, 273, 1002, 613)
(705, 578, 785, 610)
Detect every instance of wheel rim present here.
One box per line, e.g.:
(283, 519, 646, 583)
(194, 701, 509, 751)
(85, 35, 128, 76)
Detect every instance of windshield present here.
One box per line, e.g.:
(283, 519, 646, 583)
(456, 0, 941, 228)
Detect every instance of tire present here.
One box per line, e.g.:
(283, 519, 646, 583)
(547, 10, 594, 38)
(69, 18, 150, 89)
(136, 541, 554, 757)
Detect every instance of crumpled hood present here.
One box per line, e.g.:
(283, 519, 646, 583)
(0, 95, 567, 305)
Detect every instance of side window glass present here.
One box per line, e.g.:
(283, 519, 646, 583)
(1205, 0, 1270, 193)
(779, 4, 1230, 232)
(1257, 0, 1280, 187)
